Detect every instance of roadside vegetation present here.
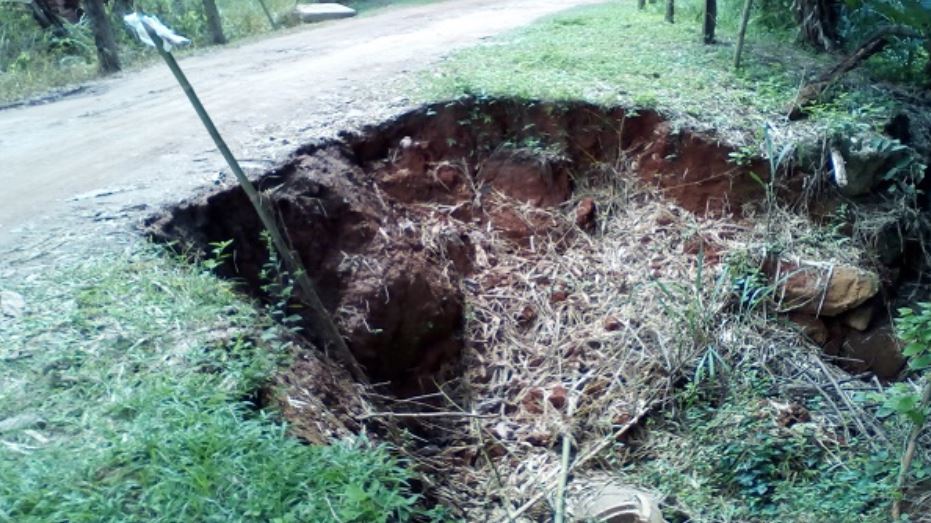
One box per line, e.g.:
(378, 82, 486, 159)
(0, 0, 433, 104)
(0, 246, 439, 522)
(423, 0, 920, 144)
(3, 0, 931, 521)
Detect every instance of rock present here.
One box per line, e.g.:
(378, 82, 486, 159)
(576, 197, 597, 231)
(834, 133, 911, 197)
(843, 325, 905, 379)
(522, 387, 544, 414)
(548, 385, 568, 410)
(517, 305, 537, 326)
(604, 315, 622, 332)
(770, 260, 879, 317)
(293, 3, 356, 24)
(572, 481, 667, 523)
(0, 290, 25, 318)
(550, 289, 569, 303)
(843, 305, 874, 331)
(788, 313, 829, 345)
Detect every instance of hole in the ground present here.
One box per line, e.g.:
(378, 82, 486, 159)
(148, 98, 771, 393)
(146, 97, 923, 516)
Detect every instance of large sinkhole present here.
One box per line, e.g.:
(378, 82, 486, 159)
(146, 97, 922, 517)
(147, 98, 770, 388)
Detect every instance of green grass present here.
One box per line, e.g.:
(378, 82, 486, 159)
(618, 370, 900, 523)
(0, 246, 437, 522)
(420, 0, 901, 144)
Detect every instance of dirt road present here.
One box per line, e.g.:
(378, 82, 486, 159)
(0, 0, 598, 247)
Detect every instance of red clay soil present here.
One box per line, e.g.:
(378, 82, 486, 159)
(147, 97, 782, 390)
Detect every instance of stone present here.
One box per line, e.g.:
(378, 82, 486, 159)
(548, 385, 568, 410)
(0, 290, 25, 318)
(843, 305, 874, 332)
(572, 481, 667, 523)
(293, 3, 357, 24)
(843, 325, 905, 380)
(576, 197, 597, 231)
(604, 315, 622, 332)
(522, 388, 544, 414)
(834, 133, 910, 197)
(788, 313, 829, 345)
(771, 261, 880, 317)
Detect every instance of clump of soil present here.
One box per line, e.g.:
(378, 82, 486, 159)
(147, 97, 916, 519)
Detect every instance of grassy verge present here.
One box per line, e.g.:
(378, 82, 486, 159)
(621, 369, 899, 522)
(420, 0, 900, 145)
(0, 245, 436, 522)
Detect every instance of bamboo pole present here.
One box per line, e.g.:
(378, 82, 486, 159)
(139, 18, 367, 383)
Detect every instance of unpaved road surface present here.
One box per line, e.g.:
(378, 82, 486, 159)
(0, 0, 598, 249)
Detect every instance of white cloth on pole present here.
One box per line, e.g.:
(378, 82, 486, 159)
(123, 13, 191, 51)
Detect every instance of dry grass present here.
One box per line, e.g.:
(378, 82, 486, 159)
(280, 144, 910, 519)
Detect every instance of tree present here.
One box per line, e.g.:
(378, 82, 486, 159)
(792, 0, 841, 51)
(202, 0, 226, 45)
(734, 0, 755, 67)
(703, 0, 717, 43)
(28, 0, 67, 35)
(82, 0, 121, 74)
(666, 0, 675, 23)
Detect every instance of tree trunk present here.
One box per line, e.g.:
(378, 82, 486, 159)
(665, 0, 674, 23)
(29, 0, 67, 35)
(792, 0, 841, 51)
(703, 0, 717, 43)
(82, 0, 121, 74)
(788, 25, 923, 119)
(734, 0, 754, 68)
(638, 0, 646, 9)
(202, 0, 227, 45)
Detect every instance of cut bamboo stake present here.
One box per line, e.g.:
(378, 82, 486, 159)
(734, 0, 753, 68)
(138, 17, 367, 383)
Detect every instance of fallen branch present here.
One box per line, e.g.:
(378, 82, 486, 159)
(788, 24, 924, 119)
(359, 411, 496, 420)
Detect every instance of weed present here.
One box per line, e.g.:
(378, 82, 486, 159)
(624, 374, 898, 522)
(0, 245, 437, 521)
